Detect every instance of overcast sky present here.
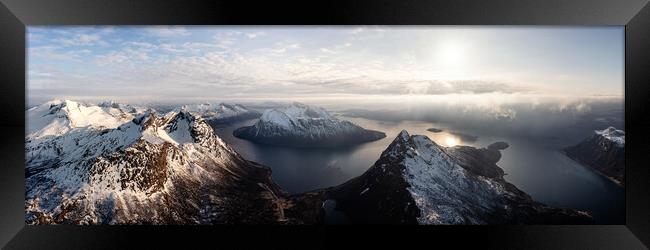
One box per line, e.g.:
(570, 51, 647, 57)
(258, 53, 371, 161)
(27, 26, 624, 105)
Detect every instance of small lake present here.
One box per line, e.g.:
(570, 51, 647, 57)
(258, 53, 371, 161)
(212, 116, 624, 224)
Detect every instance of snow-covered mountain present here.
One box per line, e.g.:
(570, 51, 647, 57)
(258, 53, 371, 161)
(97, 100, 149, 115)
(25, 100, 289, 224)
(25, 99, 597, 225)
(181, 103, 261, 124)
(27, 99, 141, 139)
(291, 131, 593, 224)
(26, 99, 147, 174)
(565, 126, 625, 186)
(233, 102, 386, 147)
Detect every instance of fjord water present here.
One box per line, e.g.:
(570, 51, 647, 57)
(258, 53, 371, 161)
(212, 116, 624, 224)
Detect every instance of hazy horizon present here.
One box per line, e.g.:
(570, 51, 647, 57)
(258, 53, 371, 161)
(25, 26, 626, 225)
(28, 26, 623, 107)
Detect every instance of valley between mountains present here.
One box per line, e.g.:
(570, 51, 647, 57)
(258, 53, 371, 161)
(25, 99, 622, 224)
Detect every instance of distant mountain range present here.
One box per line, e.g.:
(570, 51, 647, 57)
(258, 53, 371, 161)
(565, 126, 625, 186)
(233, 102, 386, 147)
(25, 99, 594, 224)
(180, 103, 261, 124)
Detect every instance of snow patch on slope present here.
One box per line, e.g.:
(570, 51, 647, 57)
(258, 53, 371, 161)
(27, 99, 140, 138)
(595, 126, 625, 147)
(398, 131, 508, 224)
(252, 102, 371, 138)
(166, 116, 194, 144)
(182, 103, 259, 121)
(26, 100, 243, 224)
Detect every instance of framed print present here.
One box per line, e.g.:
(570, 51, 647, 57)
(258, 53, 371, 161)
(0, 0, 649, 249)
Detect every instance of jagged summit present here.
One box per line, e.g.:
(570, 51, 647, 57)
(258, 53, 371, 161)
(595, 126, 625, 147)
(25, 100, 600, 225)
(27, 99, 142, 139)
(25, 100, 287, 225)
(397, 129, 410, 141)
(234, 103, 386, 147)
(317, 131, 593, 224)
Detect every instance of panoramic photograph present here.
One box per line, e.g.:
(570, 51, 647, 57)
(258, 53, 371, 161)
(25, 26, 624, 225)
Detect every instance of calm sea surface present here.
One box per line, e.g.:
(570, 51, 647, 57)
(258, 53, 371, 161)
(212, 116, 624, 224)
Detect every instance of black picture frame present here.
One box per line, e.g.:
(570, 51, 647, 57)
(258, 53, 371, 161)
(1, 0, 649, 249)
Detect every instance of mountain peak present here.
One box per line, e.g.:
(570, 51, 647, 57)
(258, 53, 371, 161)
(326, 131, 593, 224)
(175, 108, 194, 119)
(397, 130, 410, 141)
(28, 99, 139, 138)
(291, 101, 308, 108)
(26, 101, 285, 225)
(257, 103, 333, 127)
(137, 111, 161, 130)
(276, 102, 332, 120)
(44, 98, 74, 106)
(235, 103, 385, 147)
(180, 102, 260, 124)
(98, 100, 118, 108)
(595, 126, 624, 147)
(566, 127, 625, 185)
(597, 126, 624, 136)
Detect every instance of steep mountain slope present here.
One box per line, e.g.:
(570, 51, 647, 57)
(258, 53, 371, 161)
(25, 100, 597, 225)
(565, 126, 625, 186)
(25, 100, 288, 224)
(288, 131, 593, 224)
(27, 99, 139, 138)
(26, 100, 145, 175)
(182, 103, 261, 124)
(233, 102, 386, 147)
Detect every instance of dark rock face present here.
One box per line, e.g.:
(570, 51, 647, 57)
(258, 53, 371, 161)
(290, 131, 593, 225)
(427, 128, 443, 133)
(323, 132, 422, 224)
(488, 141, 509, 151)
(565, 127, 625, 186)
(447, 145, 505, 179)
(234, 124, 386, 148)
(448, 141, 509, 179)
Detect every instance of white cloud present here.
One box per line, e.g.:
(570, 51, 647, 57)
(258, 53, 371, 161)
(159, 43, 183, 53)
(94, 52, 128, 65)
(29, 46, 87, 61)
(27, 27, 623, 102)
(320, 48, 336, 54)
(28, 33, 44, 42)
(123, 41, 157, 49)
(265, 42, 301, 54)
(53, 33, 108, 47)
(146, 27, 190, 37)
(347, 26, 386, 41)
(94, 48, 150, 66)
(212, 32, 244, 49)
(286, 43, 301, 49)
(246, 32, 266, 39)
(349, 28, 364, 34)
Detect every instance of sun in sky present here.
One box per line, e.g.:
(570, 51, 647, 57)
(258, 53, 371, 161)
(445, 136, 459, 147)
(26, 26, 624, 105)
(439, 40, 467, 66)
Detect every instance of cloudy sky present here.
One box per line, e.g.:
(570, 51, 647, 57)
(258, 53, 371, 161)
(27, 26, 623, 105)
